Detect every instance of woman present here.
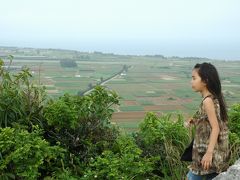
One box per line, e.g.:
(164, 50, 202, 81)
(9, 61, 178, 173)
(186, 63, 229, 180)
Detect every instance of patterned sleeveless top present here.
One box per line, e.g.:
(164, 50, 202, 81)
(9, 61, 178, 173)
(189, 95, 229, 175)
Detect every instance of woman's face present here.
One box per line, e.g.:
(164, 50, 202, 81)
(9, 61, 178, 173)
(191, 69, 206, 92)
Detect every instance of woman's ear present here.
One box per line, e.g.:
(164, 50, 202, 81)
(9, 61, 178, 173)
(202, 79, 208, 86)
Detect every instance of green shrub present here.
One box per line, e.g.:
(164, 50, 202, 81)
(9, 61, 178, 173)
(43, 86, 121, 175)
(228, 104, 240, 164)
(0, 127, 65, 179)
(0, 58, 46, 130)
(228, 104, 240, 137)
(135, 112, 190, 179)
(82, 135, 156, 180)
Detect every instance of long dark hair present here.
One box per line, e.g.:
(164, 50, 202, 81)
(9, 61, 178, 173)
(194, 62, 228, 121)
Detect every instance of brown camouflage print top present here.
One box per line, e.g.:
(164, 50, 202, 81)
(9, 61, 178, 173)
(189, 95, 229, 175)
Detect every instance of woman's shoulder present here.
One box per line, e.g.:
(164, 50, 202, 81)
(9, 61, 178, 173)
(202, 95, 219, 107)
(201, 95, 221, 119)
(202, 96, 214, 108)
(199, 95, 219, 117)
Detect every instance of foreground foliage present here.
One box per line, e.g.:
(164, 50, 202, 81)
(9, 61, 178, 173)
(0, 127, 65, 179)
(228, 104, 240, 164)
(135, 112, 190, 179)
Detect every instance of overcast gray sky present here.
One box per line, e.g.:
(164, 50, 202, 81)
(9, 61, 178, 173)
(0, 0, 240, 60)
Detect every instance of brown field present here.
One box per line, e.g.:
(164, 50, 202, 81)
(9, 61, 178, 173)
(143, 105, 184, 111)
(112, 111, 149, 120)
(124, 100, 139, 106)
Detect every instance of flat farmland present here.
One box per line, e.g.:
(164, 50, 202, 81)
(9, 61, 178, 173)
(2, 49, 240, 132)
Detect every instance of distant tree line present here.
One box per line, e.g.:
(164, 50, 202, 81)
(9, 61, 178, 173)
(60, 59, 77, 67)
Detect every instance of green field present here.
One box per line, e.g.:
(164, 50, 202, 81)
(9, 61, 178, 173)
(1, 47, 240, 131)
